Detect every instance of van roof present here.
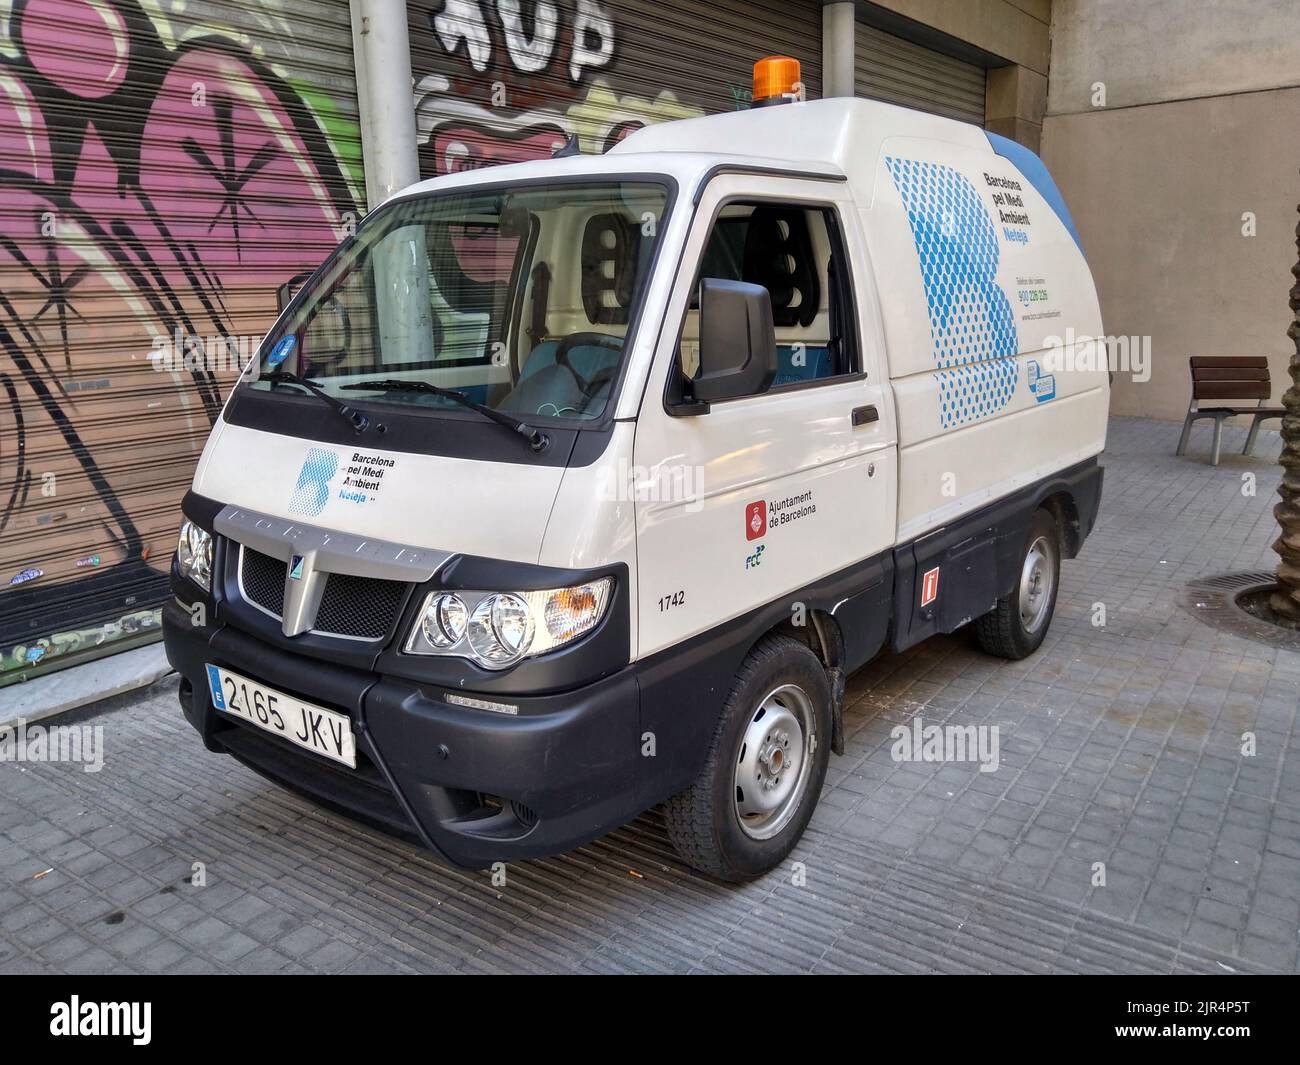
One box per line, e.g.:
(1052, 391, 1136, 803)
(612, 98, 992, 201)
(391, 98, 994, 208)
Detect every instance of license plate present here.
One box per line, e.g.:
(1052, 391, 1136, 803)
(204, 664, 356, 769)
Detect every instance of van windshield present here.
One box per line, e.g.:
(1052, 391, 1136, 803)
(251, 180, 669, 423)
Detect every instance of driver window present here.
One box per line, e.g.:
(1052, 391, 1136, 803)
(679, 202, 855, 389)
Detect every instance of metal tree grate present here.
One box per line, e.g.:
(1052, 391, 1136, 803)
(1182, 571, 1300, 651)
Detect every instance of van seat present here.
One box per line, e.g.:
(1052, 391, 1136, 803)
(519, 339, 621, 384)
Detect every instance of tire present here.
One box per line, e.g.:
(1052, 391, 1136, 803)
(974, 507, 1061, 660)
(664, 634, 832, 881)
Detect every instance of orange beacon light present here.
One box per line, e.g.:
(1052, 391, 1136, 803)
(752, 55, 802, 107)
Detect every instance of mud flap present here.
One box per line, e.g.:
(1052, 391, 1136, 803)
(828, 665, 846, 756)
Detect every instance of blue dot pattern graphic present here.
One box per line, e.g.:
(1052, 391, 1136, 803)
(885, 156, 1019, 428)
(289, 447, 339, 517)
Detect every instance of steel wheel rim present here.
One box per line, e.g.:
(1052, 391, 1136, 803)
(1019, 534, 1055, 634)
(733, 683, 816, 841)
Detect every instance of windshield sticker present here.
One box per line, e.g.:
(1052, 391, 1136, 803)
(266, 335, 296, 367)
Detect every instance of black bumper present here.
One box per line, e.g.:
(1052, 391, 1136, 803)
(163, 599, 642, 868)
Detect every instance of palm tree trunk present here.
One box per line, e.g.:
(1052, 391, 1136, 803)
(1271, 200, 1300, 621)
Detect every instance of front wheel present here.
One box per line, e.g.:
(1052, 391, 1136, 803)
(664, 635, 832, 881)
(974, 507, 1061, 659)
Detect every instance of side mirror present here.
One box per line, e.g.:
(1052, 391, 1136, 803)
(692, 278, 777, 404)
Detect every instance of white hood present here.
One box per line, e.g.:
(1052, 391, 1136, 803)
(192, 420, 563, 564)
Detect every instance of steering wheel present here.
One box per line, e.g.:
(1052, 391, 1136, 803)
(301, 293, 353, 367)
(554, 332, 623, 396)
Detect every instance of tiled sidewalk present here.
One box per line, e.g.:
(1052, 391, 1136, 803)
(1, 416, 1296, 973)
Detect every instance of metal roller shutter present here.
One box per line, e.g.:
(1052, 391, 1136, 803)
(407, 0, 824, 179)
(855, 21, 986, 125)
(0, 0, 364, 682)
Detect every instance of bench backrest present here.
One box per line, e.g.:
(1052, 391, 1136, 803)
(1189, 356, 1271, 401)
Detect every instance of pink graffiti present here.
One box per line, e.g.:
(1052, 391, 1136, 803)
(21, 0, 130, 99)
(138, 50, 347, 280)
(0, 0, 357, 586)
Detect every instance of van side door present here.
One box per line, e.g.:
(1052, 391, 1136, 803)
(632, 173, 898, 661)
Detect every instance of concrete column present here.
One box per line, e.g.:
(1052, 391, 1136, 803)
(350, 0, 420, 209)
(822, 2, 857, 98)
(985, 63, 1047, 151)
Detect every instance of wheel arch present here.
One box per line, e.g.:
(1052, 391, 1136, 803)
(770, 607, 848, 755)
(1036, 488, 1083, 558)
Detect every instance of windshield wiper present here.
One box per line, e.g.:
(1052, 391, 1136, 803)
(339, 379, 549, 453)
(254, 370, 374, 434)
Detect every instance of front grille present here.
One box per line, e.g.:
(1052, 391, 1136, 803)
(315, 571, 407, 639)
(241, 548, 286, 615)
(237, 545, 407, 640)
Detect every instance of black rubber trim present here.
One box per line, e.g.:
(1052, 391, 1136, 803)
(692, 163, 847, 204)
(890, 457, 1104, 652)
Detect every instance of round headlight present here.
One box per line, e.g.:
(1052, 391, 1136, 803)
(177, 520, 212, 589)
(492, 594, 534, 654)
(467, 593, 533, 667)
(422, 593, 467, 648)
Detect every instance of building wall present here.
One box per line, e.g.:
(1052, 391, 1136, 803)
(1042, 0, 1300, 422)
(0, 0, 363, 680)
(860, 0, 1051, 74)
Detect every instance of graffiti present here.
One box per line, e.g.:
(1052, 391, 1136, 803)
(8, 565, 40, 584)
(411, 0, 707, 177)
(434, 0, 614, 81)
(0, 0, 361, 679)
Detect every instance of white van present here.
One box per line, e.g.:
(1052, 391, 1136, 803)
(164, 79, 1107, 881)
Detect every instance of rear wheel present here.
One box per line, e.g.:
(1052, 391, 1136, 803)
(664, 635, 832, 881)
(974, 508, 1061, 659)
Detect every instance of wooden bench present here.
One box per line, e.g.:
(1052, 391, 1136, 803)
(1175, 356, 1285, 465)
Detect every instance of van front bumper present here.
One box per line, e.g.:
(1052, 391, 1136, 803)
(163, 599, 642, 868)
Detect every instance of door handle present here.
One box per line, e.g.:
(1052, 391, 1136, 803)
(851, 405, 879, 426)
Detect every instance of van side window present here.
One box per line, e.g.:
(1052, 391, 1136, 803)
(678, 203, 857, 392)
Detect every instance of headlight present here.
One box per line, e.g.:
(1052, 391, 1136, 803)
(422, 593, 468, 648)
(406, 578, 613, 669)
(176, 520, 213, 592)
(468, 593, 533, 666)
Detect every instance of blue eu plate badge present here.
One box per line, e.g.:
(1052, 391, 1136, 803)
(204, 664, 226, 711)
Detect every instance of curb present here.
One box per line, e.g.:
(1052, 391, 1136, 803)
(0, 644, 174, 728)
